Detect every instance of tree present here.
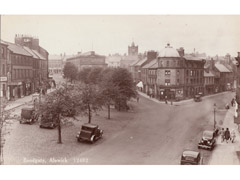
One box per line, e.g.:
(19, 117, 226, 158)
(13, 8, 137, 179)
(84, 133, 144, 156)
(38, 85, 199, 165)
(75, 83, 104, 123)
(78, 68, 91, 84)
(111, 68, 137, 111)
(63, 62, 78, 83)
(37, 83, 81, 144)
(99, 69, 120, 119)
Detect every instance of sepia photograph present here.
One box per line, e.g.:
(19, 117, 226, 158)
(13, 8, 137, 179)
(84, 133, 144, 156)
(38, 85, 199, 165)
(1, 4, 240, 175)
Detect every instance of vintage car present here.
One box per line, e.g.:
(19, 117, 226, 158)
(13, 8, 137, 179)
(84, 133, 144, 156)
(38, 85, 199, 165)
(76, 123, 103, 143)
(180, 150, 202, 165)
(194, 95, 201, 102)
(198, 130, 216, 150)
(39, 114, 57, 129)
(20, 107, 38, 125)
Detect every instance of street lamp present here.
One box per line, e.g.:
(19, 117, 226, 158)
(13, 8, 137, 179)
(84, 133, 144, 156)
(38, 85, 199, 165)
(213, 103, 216, 129)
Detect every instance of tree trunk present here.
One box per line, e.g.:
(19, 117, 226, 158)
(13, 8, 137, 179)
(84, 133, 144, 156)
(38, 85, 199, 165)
(88, 104, 91, 123)
(108, 104, 110, 119)
(57, 115, 62, 144)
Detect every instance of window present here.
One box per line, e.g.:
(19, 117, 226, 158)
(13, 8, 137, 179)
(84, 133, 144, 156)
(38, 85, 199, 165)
(165, 79, 170, 86)
(190, 70, 193, 76)
(165, 70, 171, 75)
(177, 70, 180, 75)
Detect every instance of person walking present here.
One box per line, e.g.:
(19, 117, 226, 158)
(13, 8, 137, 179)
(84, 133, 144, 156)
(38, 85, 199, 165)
(230, 129, 236, 143)
(231, 98, 234, 107)
(225, 128, 231, 143)
(220, 128, 225, 143)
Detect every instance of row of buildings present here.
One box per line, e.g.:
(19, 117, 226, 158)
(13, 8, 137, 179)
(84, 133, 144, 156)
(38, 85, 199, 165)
(0, 35, 48, 100)
(130, 44, 234, 101)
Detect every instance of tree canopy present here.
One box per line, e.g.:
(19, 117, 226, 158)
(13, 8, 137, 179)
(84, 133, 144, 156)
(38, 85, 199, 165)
(63, 62, 78, 83)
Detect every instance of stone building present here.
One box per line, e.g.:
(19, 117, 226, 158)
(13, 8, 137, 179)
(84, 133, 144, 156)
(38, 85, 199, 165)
(1, 35, 48, 100)
(0, 40, 9, 99)
(66, 51, 107, 70)
(142, 44, 205, 101)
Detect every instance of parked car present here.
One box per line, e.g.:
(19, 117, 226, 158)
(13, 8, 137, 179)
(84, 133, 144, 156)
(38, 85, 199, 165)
(76, 123, 103, 143)
(39, 114, 57, 129)
(198, 130, 216, 150)
(180, 150, 202, 165)
(20, 107, 38, 125)
(194, 95, 201, 102)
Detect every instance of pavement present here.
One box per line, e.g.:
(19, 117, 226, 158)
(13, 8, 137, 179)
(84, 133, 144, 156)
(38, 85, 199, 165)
(208, 105, 240, 165)
(138, 91, 230, 106)
(4, 88, 55, 112)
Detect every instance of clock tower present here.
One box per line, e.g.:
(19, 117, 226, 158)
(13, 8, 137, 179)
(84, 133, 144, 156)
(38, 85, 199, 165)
(128, 42, 138, 56)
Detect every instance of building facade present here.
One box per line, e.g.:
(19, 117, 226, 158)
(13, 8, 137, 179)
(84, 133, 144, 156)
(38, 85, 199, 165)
(66, 51, 107, 70)
(142, 44, 205, 101)
(48, 54, 65, 74)
(0, 41, 9, 98)
(1, 35, 48, 100)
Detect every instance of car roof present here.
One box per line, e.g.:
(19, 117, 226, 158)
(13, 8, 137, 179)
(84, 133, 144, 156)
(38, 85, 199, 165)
(22, 107, 34, 110)
(82, 123, 98, 128)
(182, 150, 200, 158)
(203, 130, 214, 135)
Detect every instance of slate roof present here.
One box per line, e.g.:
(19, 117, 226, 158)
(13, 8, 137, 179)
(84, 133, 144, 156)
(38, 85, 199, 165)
(184, 55, 205, 61)
(142, 59, 157, 69)
(23, 46, 39, 59)
(215, 63, 231, 73)
(135, 57, 148, 66)
(4, 42, 32, 56)
(204, 70, 215, 77)
(32, 50, 46, 60)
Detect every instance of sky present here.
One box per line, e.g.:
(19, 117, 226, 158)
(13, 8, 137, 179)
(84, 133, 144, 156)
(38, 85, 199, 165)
(1, 15, 240, 57)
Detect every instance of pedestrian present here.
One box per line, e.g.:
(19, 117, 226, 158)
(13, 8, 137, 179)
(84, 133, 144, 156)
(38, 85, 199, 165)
(220, 128, 225, 143)
(230, 129, 236, 143)
(137, 96, 139, 103)
(225, 128, 231, 143)
(231, 98, 234, 107)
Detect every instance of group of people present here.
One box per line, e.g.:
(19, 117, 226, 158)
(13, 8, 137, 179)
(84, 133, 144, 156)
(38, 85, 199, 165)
(220, 128, 236, 143)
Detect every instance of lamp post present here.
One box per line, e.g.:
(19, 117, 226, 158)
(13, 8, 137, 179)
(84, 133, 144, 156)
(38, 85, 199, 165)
(214, 103, 216, 129)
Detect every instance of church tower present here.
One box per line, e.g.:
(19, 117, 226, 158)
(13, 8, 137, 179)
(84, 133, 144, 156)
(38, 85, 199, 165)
(128, 42, 138, 56)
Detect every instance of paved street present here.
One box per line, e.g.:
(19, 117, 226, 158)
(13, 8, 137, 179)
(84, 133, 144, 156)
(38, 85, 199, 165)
(2, 91, 235, 165)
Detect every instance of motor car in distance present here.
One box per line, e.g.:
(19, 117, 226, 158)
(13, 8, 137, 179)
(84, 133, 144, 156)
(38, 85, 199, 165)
(180, 150, 202, 165)
(194, 94, 201, 102)
(39, 114, 57, 129)
(198, 130, 216, 150)
(20, 107, 38, 125)
(76, 123, 103, 143)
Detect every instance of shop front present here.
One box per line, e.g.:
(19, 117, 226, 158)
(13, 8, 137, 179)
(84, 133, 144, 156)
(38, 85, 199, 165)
(0, 76, 8, 98)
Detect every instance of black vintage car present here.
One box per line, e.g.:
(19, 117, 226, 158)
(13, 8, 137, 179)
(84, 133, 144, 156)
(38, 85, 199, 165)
(76, 123, 103, 143)
(194, 95, 201, 102)
(198, 130, 216, 150)
(20, 107, 38, 125)
(180, 150, 202, 165)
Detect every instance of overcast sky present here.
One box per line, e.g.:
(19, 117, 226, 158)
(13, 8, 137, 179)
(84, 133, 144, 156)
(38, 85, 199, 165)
(1, 15, 240, 57)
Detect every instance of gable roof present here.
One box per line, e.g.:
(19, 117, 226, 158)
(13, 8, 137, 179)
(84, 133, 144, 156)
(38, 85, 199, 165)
(142, 59, 157, 69)
(204, 70, 215, 77)
(215, 63, 231, 73)
(23, 46, 39, 59)
(5, 42, 32, 56)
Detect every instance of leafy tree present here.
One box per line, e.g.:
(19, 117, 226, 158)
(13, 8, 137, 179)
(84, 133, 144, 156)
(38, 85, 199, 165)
(78, 68, 91, 84)
(87, 67, 104, 85)
(111, 68, 137, 111)
(99, 69, 120, 119)
(37, 83, 81, 144)
(75, 83, 104, 123)
(63, 62, 78, 83)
